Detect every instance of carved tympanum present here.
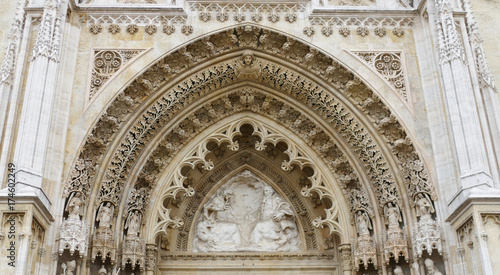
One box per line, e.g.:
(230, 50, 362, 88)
(193, 170, 301, 252)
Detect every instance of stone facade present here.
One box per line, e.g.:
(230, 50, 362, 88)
(0, 0, 499, 274)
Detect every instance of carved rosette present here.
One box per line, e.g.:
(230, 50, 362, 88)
(91, 227, 116, 264)
(383, 226, 409, 264)
(353, 233, 378, 270)
(89, 49, 144, 100)
(354, 52, 408, 102)
(145, 244, 158, 271)
(121, 235, 145, 270)
(58, 218, 89, 257)
(411, 217, 443, 258)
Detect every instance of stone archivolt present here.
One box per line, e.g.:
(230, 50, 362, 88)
(60, 25, 438, 269)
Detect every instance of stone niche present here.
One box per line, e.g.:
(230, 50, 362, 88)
(192, 170, 301, 252)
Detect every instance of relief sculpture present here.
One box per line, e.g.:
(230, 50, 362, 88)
(192, 170, 301, 252)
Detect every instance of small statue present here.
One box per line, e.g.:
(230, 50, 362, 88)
(66, 193, 83, 221)
(98, 265, 107, 275)
(66, 260, 76, 275)
(394, 265, 404, 275)
(125, 210, 142, 237)
(424, 258, 443, 275)
(355, 210, 372, 236)
(415, 193, 435, 221)
(97, 202, 114, 229)
(385, 202, 402, 229)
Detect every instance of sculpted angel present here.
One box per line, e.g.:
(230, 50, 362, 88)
(66, 193, 83, 221)
(415, 193, 435, 221)
(97, 202, 114, 229)
(125, 210, 142, 237)
(235, 51, 261, 79)
(356, 210, 372, 236)
(385, 202, 402, 229)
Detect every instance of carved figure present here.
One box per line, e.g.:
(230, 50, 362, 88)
(356, 210, 372, 236)
(125, 210, 142, 236)
(98, 265, 107, 275)
(385, 202, 402, 229)
(235, 51, 261, 78)
(394, 265, 404, 275)
(415, 193, 435, 221)
(424, 258, 442, 275)
(66, 260, 76, 275)
(97, 202, 114, 229)
(249, 186, 298, 250)
(66, 193, 83, 221)
(192, 171, 300, 252)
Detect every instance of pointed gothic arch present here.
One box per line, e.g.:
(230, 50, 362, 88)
(60, 24, 443, 273)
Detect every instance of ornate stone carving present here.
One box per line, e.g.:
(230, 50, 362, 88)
(424, 258, 444, 275)
(31, 0, 63, 62)
(91, 227, 116, 264)
(462, 0, 497, 91)
(383, 225, 409, 264)
(434, 0, 466, 63)
(126, 24, 139, 34)
(63, 159, 95, 202)
(66, 26, 435, 245)
(192, 171, 301, 252)
(0, 0, 27, 85)
(353, 233, 378, 270)
(339, 244, 353, 272)
(89, 49, 144, 100)
(374, 27, 386, 37)
(412, 216, 443, 258)
(235, 51, 261, 79)
(357, 27, 369, 37)
(121, 235, 145, 270)
(58, 218, 89, 257)
(354, 52, 409, 101)
(145, 244, 158, 271)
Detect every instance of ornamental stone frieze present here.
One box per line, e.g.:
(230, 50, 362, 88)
(353, 51, 410, 103)
(88, 49, 145, 101)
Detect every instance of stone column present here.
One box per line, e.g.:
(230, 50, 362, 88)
(11, 0, 67, 209)
(145, 244, 158, 275)
(432, 0, 493, 190)
(339, 243, 352, 275)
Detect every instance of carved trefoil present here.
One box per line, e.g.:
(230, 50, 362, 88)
(87, 49, 145, 101)
(121, 235, 145, 270)
(58, 218, 89, 258)
(353, 51, 410, 103)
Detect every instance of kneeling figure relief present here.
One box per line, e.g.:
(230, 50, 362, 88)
(192, 170, 301, 252)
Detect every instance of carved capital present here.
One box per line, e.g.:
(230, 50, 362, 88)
(339, 243, 353, 271)
(145, 244, 158, 271)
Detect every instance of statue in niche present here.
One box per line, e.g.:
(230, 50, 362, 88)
(235, 51, 261, 79)
(192, 170, 301, 252)
(66, 193, 83, 221)
(355, 210, 372, 236)
(97, 202, 114, 229)
(415, 193, 435, 221)
(385, 202, 402, 229)
(424, 258, 443, 275)
(125, 210, 142, 237)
